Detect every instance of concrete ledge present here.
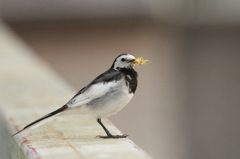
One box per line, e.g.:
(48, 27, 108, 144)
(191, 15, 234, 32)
(0, 20, 152, 159)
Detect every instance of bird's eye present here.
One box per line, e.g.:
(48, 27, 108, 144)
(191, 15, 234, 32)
(121, 58, 125, 62)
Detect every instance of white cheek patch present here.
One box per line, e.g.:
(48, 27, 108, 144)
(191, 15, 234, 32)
(113, 54, 136, 70)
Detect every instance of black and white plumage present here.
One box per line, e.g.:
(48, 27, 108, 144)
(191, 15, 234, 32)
(13, 54, 144, 139)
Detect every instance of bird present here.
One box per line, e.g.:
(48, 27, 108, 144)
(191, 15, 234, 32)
(12, 54, 148, 139)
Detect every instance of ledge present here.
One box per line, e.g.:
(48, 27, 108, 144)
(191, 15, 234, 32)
(0, 20, 152, 159)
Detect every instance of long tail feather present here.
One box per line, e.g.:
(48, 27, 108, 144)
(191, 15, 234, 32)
(12, 105, 68, 136)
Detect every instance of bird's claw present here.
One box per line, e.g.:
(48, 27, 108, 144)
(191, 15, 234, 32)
(96, 134, 128, 139)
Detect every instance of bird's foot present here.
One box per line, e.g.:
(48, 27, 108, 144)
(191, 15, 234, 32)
(96, 134, 128, 139)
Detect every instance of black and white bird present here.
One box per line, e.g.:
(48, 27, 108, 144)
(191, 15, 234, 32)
(12, 54, 148, 139)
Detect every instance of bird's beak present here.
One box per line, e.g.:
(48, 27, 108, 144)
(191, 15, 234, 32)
(133, 57, 148, 65)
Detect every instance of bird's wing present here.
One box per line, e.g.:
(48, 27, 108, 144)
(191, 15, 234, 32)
(67, 79, 120, 107)
(67, 69, 122, 107)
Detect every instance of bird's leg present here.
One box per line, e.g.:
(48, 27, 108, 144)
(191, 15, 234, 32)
(96, 118, 128, 139)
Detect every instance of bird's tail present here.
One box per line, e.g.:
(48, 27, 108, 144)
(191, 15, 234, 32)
(12, 105, 69, 136)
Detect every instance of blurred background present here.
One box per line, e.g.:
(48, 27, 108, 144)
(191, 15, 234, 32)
(0, 0, 240, 159)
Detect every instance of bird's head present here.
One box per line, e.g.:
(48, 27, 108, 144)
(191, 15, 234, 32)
(111, 54, 148, 70)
